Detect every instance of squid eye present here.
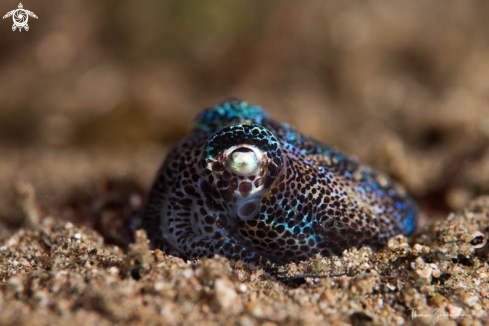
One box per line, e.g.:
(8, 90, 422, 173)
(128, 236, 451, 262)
(226, 147, 260, 176)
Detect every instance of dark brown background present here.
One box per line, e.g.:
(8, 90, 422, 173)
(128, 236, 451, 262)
(1, 1, 489, 226)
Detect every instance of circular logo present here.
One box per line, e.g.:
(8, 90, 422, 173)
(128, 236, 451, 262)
(13, 9, 27, 27)
(3, 3, 38, 32)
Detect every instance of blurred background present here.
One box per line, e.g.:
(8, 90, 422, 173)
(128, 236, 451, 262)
(1, 1, 489, 234)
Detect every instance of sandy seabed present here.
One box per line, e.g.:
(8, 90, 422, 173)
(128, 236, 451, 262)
(0, 142, 489, 326)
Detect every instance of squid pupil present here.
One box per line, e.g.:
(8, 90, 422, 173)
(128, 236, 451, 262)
(228, 147, 258, 175)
